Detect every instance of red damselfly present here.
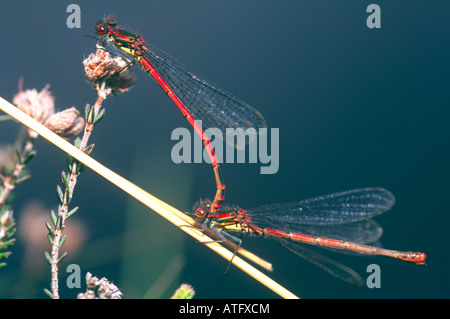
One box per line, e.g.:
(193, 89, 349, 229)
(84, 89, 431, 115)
(192, 187, 426, 285)
(94, 17, 267, 213)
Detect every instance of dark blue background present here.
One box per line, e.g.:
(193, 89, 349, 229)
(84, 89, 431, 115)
(0, 1, 448, 298)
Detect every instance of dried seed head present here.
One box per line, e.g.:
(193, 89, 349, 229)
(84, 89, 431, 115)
(44, 107, 85, 137)
(83, 45, 136, 96)
(85, 272, 98, 289)
(77, 272, 123, 299)
(13, 86, 55, 124)
(77, 290, 96, 299)
(13, 86, 85, 138)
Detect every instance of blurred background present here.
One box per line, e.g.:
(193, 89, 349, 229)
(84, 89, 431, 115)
(0, 0, 448, 299)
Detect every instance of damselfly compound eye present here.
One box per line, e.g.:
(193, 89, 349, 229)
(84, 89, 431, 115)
(195, 207, 207, 219)
(96, 24, 107, 35)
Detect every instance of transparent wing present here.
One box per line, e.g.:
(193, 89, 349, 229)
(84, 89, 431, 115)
(283, 219, 384, 244)
(274, 238, 365, 286)
(247, 188, 395, 227)
(144, 45, 267, 147)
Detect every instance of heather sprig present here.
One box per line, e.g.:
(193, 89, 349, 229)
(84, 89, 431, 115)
(45, 46, 135, 299)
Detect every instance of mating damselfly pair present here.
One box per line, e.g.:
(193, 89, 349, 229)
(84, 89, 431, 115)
(89, 17, 426, 285)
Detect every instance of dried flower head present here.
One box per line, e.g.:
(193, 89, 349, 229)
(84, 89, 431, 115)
(77, 272, 122, 299)
(13, 86, 85, 138)
(83, 45, 136, 96)
(44, 107, 85, 137)
(13, 85, 54, 125)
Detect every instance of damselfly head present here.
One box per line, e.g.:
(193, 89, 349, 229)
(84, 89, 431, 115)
(192, 199, 212, 220)
(95, 17, 117, 36)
